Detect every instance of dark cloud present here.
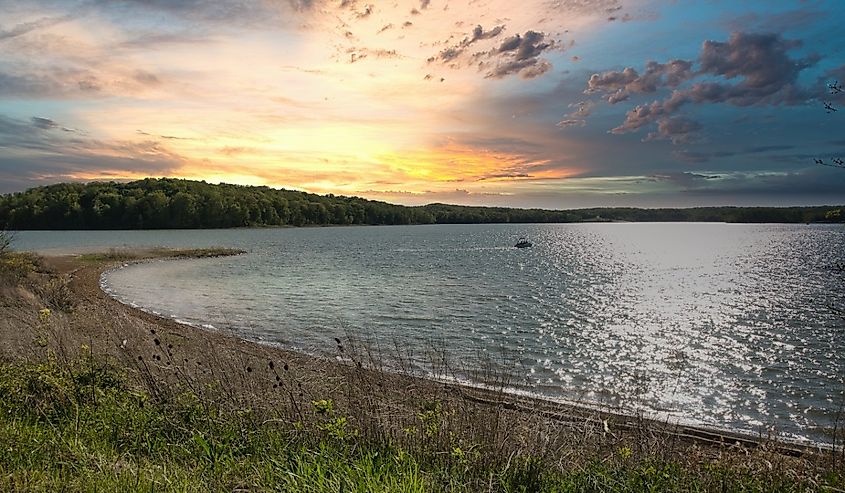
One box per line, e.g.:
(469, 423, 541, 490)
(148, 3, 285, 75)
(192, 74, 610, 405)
(649, 172, 721, 188)
(587, 60, 693, 103)
(607, 13, 632, 22)
(599, 32, 818, 141)
(698, 32, 814, 99)
(476, 172, 531, 180)
(485, 31, 555, 79)
(31, 117, 58, 130)
(644, 117, 701, 144)
(493, 31, 551, 60)
(133, 70, 161, 86)
(470, 24, 506, 43)
(428, 24, 506, 64)
(678, 168, 845, 198)
(486, 59, 551, 79)
(634, 167, 845, 204)
(420, 0, 430, 9)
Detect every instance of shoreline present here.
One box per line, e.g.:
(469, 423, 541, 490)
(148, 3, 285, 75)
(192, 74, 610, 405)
(0, 249, 838, 490)
(0, 247, 826, 467)
(89, 249, 819, 456)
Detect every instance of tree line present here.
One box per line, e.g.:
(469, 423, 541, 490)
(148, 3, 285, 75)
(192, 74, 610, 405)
(0, 178, 841, 229)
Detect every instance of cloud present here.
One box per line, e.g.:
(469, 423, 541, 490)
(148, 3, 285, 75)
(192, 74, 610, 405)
(347, 47, 400, 63)
(0, 64, 168, 100)
(698, 32, 814, 99)
(557, 100, 594, 127)
(132, 70, 161, 86)
(486, 59, 551, 79)
(672, 143, 799, 164)
(428, 24, 506, 64)
(0, 15, 73, 41)
(492, 31, 549, 60)
(485, 30, 555, 79)
(556, 119, 585, 127)
(95, 0, 305, 25)
(643, 117, 701, 144)
(595, 32, 819, 142)
(649, 172, 721, 188)
(31, 116, 58, 130)
(471, 24, 506, 43)
(356, 4, 374, 18)
(587, 60, 693, 103)
(0, 114, 183, 191)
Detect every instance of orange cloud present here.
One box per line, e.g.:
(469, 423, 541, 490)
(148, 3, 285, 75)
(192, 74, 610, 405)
(377, 143, 580, 183)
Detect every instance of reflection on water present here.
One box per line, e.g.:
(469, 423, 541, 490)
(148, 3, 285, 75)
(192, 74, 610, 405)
(16, 223, 845, 442)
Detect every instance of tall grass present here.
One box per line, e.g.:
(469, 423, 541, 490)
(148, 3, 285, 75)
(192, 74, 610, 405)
(1, 356, 840, 492)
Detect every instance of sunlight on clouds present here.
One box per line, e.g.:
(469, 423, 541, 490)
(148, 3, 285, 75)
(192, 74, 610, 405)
(377, 143, 571, 183)
(18, 0, 826, 207)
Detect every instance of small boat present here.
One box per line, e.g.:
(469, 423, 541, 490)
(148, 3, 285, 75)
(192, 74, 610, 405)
(514, 237, 532, 248)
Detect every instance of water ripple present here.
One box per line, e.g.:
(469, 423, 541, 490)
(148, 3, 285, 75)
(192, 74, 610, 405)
(74, 223, 845, 444)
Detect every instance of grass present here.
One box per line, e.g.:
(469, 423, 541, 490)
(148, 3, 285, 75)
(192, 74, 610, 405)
(0, 357, 841, 492)
(0, 251, 43, 285)
(77, 247, 245, 262)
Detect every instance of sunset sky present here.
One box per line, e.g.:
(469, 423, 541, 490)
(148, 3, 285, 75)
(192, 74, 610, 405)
(1, 0, 844, 208)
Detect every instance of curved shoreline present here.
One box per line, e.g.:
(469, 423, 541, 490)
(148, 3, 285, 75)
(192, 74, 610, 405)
(80, 250, 823, 457)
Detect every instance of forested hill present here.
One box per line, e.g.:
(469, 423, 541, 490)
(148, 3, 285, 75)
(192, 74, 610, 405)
(0, 179, 841, 229)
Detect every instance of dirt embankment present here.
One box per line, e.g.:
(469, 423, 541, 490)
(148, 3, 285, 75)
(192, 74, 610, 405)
(0, 248, 831, 475)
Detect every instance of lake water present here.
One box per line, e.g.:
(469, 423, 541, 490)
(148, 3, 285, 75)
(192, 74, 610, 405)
(13, 224, 845, 443)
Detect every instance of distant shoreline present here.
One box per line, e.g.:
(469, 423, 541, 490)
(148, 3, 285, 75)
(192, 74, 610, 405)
(1, 179, 842, 230)
(7, 220, 845, 233)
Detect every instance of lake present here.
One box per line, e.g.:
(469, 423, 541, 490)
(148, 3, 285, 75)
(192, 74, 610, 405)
(13, 223, 845, 443)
